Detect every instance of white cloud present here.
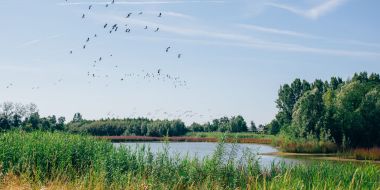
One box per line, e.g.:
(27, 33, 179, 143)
(58, 1, 225, 6)
(101, 15, 380, 58)
(266, 0, 347, 19)
(17, 34, 63, 48)
(238, 24, 319, 39)
(238, 24, 380, 49)
(18, 40, 41, 48)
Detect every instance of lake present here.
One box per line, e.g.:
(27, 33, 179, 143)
(114, 142, 300, 168)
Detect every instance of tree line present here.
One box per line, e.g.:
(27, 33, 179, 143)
(0, 103, 65, 132)
(267, 72, 380, 148)
(189, 115, 249, 133)
(0, 103, 250, 137)
(66, 114, 187, 137)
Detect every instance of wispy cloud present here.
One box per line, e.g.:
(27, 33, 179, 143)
(238, 24, 319, 39)
(18, 40, 41, 48)
(58, 1, 224, 6)
(17, 34, 63, 48)
(102, 15, 380, 58)
(266, 0, 347, 20)
(238, 24, 380, 49)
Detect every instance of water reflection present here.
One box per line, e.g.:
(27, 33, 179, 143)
(114, 142, 300, 168)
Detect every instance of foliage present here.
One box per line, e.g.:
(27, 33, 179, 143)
(273, 72, 380, 148)
(189, 115, 248, 133)
(0, 102, 65, 132)
(67, 118, 188, 137)
(0, 131, 379, 189)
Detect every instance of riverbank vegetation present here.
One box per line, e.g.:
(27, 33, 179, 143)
(266, 72, 380, 154)
(0, 131, 379, 190)
(0, 72, 379, 157)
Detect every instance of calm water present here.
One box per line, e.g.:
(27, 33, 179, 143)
(114, 142, 300, 168)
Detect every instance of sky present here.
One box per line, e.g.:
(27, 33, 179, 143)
(0, 0, 379, 125)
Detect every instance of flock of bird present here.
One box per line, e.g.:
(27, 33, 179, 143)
(70, 0, 187, 89)
(106, 109, 218, 120)
(4, 0, 187, 90)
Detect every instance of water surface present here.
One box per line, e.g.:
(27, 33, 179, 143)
(114, 142, 299, 168)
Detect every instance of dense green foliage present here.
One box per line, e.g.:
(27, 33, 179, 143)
(67, 118, 188, 137)
(189, 115, 248, 133)
(0, 131, 379, 189)
(0, 102, 250, 137)
(0, 102, 65, 132)
(271, 72, 380, 148)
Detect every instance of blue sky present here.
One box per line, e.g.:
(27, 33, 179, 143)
(0, 0, 379, 125)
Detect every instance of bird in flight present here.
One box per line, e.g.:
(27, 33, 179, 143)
(112, 0, 115, 4)
(166, 47, 171, 52)
(82, 14, 85, 19)
(178, 54, 182, 59)
(158, 12, 162, 17)
(126, 13, 132, 18)
(69, 50, 73, 54)
(89, 5, 92, 10)
(104, 23, 108, 28)
(139, 12, 143, 15)
(155, 27, 160, 32)
(144, 26, 148, 29)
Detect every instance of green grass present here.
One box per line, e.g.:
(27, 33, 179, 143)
(185, 132, 274, 139)
(0, 131, 379, 189)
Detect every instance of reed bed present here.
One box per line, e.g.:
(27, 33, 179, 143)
(354, 147, 380, 161)
(0, 131, 379, 190)
(99, 136, 272, 144)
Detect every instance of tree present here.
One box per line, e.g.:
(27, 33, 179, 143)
(268, 119, 281, 135)
(291, 88, 325, 138)
(72, 113, 83, 123)
(250, 121, 257, 133)
(190, 122, 204, 132)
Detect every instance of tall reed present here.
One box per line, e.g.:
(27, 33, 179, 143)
(0, 131, 379, 189)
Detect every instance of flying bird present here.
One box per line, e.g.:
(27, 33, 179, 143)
(126, 13, 132, 18)
(82, 14, 85, 19)
(158, 12, 162, 17)
(89, 5, 92, 10)
(111, 0, 115, 4)
(154, 27, 159, 32)
(69, 50, 73, 54)
(86, 37, 90, 42)
(139, 12, 143, 15)
(144, 26, 148, 29)
(178, 54, 182, 59)
(83, 45, 86, 49)
(104, 23, 108, 28)
(166, 47, 171, 52)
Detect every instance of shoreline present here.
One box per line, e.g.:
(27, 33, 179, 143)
(97, 136, 273, 144)
(261, 152, 380, 164)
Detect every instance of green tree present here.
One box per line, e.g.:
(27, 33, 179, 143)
(72, 113, 83, 123)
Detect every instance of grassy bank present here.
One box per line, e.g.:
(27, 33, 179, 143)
(99, 135, 272, 144)
(0, 131, 379, 189)
(185, 132, 273, 139)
